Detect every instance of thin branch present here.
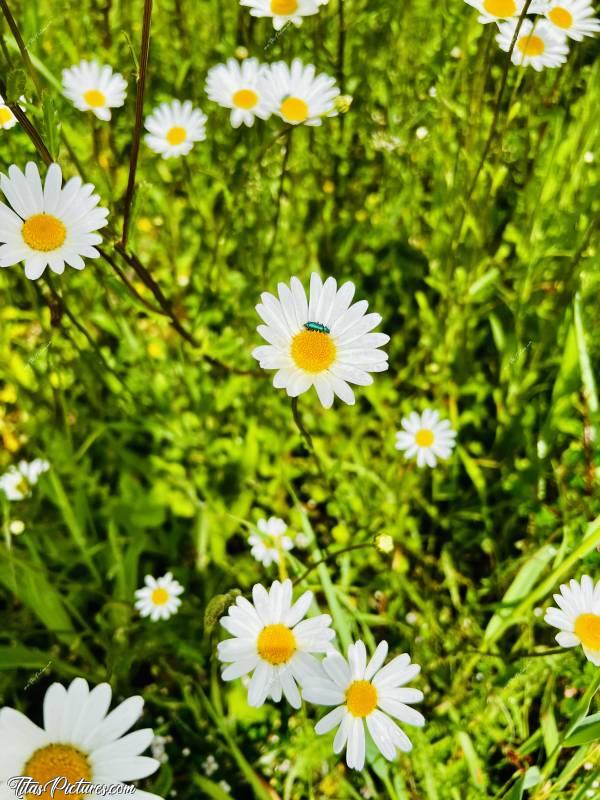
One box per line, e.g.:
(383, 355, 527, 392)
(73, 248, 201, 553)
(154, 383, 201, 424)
(293, 543, 375, 586)
(0, 0, 43, 96)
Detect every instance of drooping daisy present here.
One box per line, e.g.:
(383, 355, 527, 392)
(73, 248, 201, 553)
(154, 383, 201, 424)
(0, 677, 161, 800)
(218, 579, 335, 709)
(544, 575, 600, 665)
(0, 94, 18, 130)
(144, 100, 207, 159)
(62, 60, 127, 121)
(240, 0, 321, 30)
(395, 409, 457, 468)
(252, 273, 389, 408)
(496, 18, 570, 69)
(262, 59, 340, 126)
(464, 0, 526, 23)
(532, 0, 600, 40)
(248, 516, 295, 567)
(0, 162, 109, 280)
(0, 458, 49, 501)
(205, 58, 272, 128)
(303, 640, 425, 771)
(134, 572, 184, 621)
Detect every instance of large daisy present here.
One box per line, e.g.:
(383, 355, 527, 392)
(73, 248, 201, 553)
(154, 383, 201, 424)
(532, 0, 600, 40)
(218, 579, 335, 709)
(0, 162, 109, 280)
(248, 517, 295, 567)
(395, 409, 457, 468)
(205, 58, 272, 128)
(303, 640, 425, 771)
(62, 60, 127, 121)
(252, 273, 389, 408)
(0, 458, 49, 501)
(464, 0, 526, 23)
(0, 677, 162, 799)
(262, 59, 340, 126)
(240, 0, 321, 30)
(144, 100, 207, 159)
(134, 572, 184, 621)
(496, 18, 570, 69)
(544, 575, 600, 665)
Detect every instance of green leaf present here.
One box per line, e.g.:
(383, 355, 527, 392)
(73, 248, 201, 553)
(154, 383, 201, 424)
(563, 712, 600, 747)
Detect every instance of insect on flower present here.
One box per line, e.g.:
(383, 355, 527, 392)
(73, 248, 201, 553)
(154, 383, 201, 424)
(304, 321, 331, 334)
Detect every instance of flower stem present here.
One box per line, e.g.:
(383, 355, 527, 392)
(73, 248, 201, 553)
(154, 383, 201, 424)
(0, 0, 43, 96)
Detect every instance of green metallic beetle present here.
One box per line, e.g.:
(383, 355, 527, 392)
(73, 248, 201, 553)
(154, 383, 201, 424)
(304, 321, 331, 334)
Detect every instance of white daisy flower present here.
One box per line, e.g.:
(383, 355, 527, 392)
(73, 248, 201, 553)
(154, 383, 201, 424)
(0, 458, 49, 501)
(303, 640, 425, 771)
(0, 162, 109, 280)
(217, 579, 335, 709)
(0, 94, 19, 130)
(62, 60, 127, 121)
(496, 18, 570, 69)
(248, 516, 295, 567)
(0, 677, 162, 799)
(240, 0, 321, 30)
(395, 409, 457, 468)
(252, 273, 389, 408)
(531, 0, 600, 40)
(134, 572, 184, 621)
(144, 100, 207, 159)
(464, 0, 526, 23)
(544, 575, 600, 665)
(205, 58, 272, 128)
(262, 59, 340, 126)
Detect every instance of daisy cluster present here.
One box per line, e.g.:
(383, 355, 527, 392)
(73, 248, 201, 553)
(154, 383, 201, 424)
(465, 0, 599, 70)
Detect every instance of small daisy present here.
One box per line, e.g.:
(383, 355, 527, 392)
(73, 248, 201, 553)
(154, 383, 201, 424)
(252, 273, 389, 408)
(62, 60, 127, 121)
(532, 0, 600, 40)
(0, 94, 19, 130)
(262, 59, 340, 126)
(218, 579, 335, 709)
(240, 0, 321, 30)
(303, 640, 425, 771)
(0, 458, 49, 501)
(544, 575, 600, 665)
(248, 516, 295, 567)
(395, 409, 457, 468)
(0, 162, 109, 280)
(205, 58, 272, 128)
(464, 0, 526, 23)
(0, 677, 162, 799)
(134, 572, 184, 621)
(144, 100, 207, 159)
(496, 18, 570, 69)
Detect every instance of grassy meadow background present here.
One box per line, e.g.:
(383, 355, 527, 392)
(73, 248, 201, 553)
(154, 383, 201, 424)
(1, 0, 600, 798)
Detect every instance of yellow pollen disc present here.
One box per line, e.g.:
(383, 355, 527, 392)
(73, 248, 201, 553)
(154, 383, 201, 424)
(233, 88, 259, 110)
(415, 428, 435, 447)
(271, 0, 298, 13)
(152, 587, 170, 605)
(548, 6, 573, 28)
(0, 107, 14, 125)
(24, 744, 91, 800)
(346, 680, 378, 718)
(166, 126, 187, 146)
(574, 613, 600, 650)
(291, 330, 336, 373)
(83, 89, 106, 108)
(257, 624, 296, 665)
(518, 33, 545, 56)
(483, 0, 516, 16)
(280, 96, 309, 123)
(22, 214, 67, 253)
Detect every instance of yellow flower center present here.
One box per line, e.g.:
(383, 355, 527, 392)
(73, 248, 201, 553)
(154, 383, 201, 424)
(280, 97, 309, 123)
(271, 0, 298, 13)
(415, 428, 435, 447)
(574, 613, 600, 651)
(166, 126, 187, 145)
(0, 106, 14, 125)
(152, 587, 170, 605)
(518, 34, 545, 56)
(548, 6, 573, 28)
(233, 89, 259, 110)
(257, 623, 296, 665)
(24, 744, 91, 800)
(291, 330, 336, 373)
(483, 0, 516, 16)
(22, 214, 67, 252)
(346, 680, 378, 718)
(83, 89, 106, 108)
